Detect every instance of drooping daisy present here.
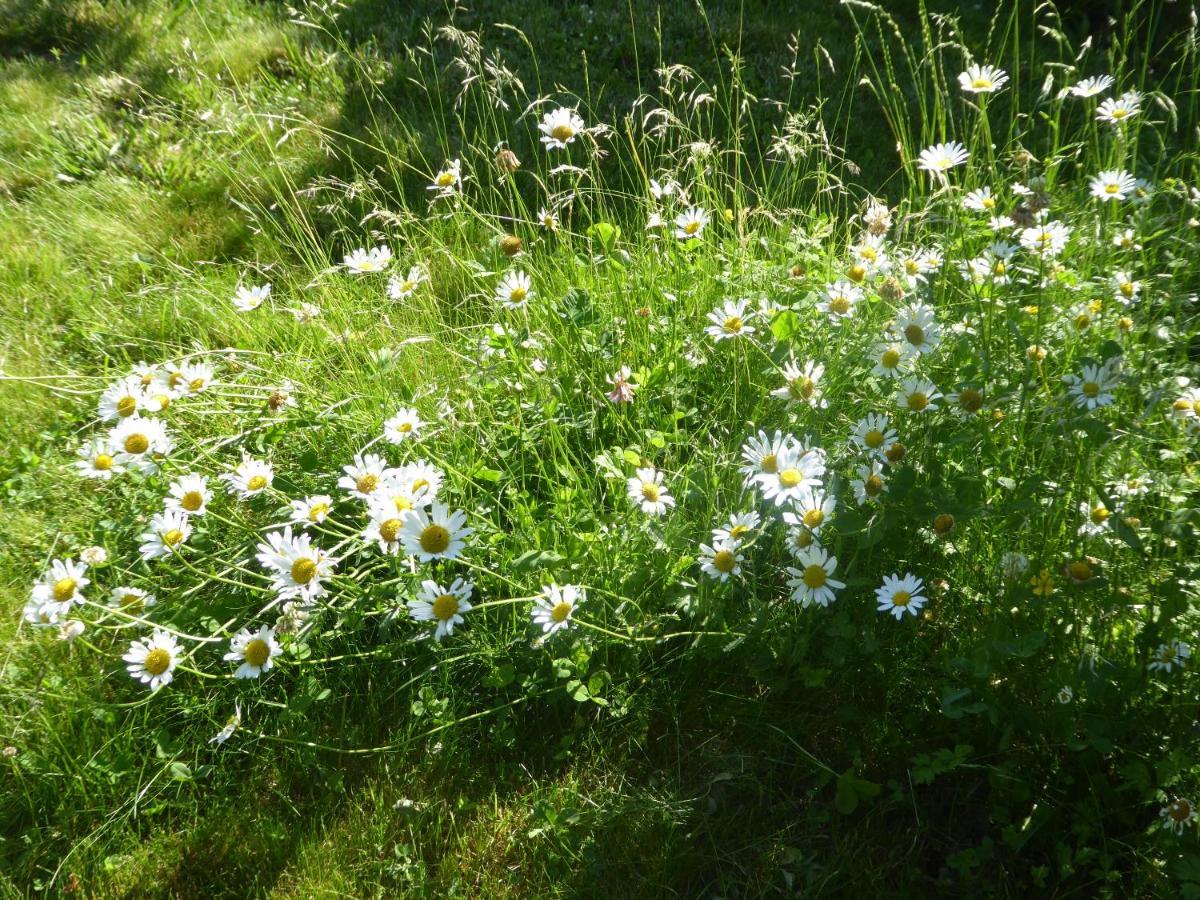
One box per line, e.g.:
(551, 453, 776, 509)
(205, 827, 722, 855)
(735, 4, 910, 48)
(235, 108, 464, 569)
(1063, 362, 1118, 410)
(338, 452, 394, 502)
(124, 630, 181, 692)
(627, 466, 675, 516)
(255, 526, 336, 602)
(222, 456, 274, 499)
(343, 245, 392, 274)
(1019, 221, 1072, 257)
(211, 704, 242, 745)
(427, 159, 462, 197)
(388, 266, 426, 300)
(1161, 799, 1199, 836)
(871, 340, 912, 378)
(399, 502, 472, 562)
(1089, 169, 1136, 202)
(408, 577, 474, 640)
(783, 487, 835, 534)
(109, 586, 156, 615)
(1079, 501, 1114, 536)
(786, 546, 845, 607)
(712, 510, 761, 545)
(363, 502, 407, 555)
(75, 438, 124, 480)
(755, 446, 825, 507)
(1070, 75, 1114, 98)
(225, 625, 282, 679)
(699, 540, 743, 582)
(674, 206, 709, 240)
(705, 299, 754, 342)
(875, 572, 928, 620)
(538, 107, 584, 149)
(893, 303, 941, 354)
(773, 359, 826, 407)
(531, 584, 584, 636)
(1148, 640, 1190, 673)
(917, 141, 969, 175)
(31, 558, 89, 610)
(496, 270, 533, 309)
(98, 375, 148, 422)
(164, 473, 211, 517)
(1096, 91, 1140, 126)
(818, 281, 861, 323)
(108, 416, 172, 474)
(851, 461, 888, 505)
(139, 510, 192, 560)
(233, 283, 271, 312)
(384, 407, 425, 444)
(605, 365, 636, 404)
(850, 413, 899, 460)
(289, 495, 334, 528)
(958, 64, 1008, 94)
(896, 376, 942, 413)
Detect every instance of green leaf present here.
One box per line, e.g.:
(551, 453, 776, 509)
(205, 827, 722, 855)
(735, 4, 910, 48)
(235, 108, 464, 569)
(835, 768, 880, 814)
(585, 221, 621, 252)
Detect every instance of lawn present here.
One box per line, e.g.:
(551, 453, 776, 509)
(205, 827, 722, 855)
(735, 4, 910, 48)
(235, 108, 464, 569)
(2, 0, 1199, 896)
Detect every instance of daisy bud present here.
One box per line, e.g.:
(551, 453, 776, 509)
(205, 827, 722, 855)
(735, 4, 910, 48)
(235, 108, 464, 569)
(499, 235, 523, 257)
(885, 442, 906, 464)
(933, 514, 956, 537)
(878, 277, 905, 302)
(1065, 559, 1094, 584)
(790, 264, 806, 278)
(495, 147, 521, 173)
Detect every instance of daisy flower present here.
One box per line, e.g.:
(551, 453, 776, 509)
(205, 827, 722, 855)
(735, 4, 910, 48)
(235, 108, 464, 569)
(75, 438, 124, 480)
(1148, 640, 1190, 673)
(98, 375, 148, 422)
(893, 303, 941, 354)
(164, 473, 211, 516)
(384, 407, 425, 444)
(740, 430, 800, 484)
(31, 558, 89, 610)
(343, 245, 392, 274)
(755, 446, 825, 507)
(850, 413, 898, 460)
(783, 487, 835, 533)
(255, 526, 336, 602)
(211, 705, 242, 745)
(786, 546, 845, 607)
(388, 266, 426, 300)
(531, 584, 584, 636)
(1112, 473, 1152, 498)
(399, 502, 472, 562)
(705, 299, 754, 341)
(1057, 686, 1074, 705)
(852, 234, 889, 273)
(1079, 501, 1113, 536)
(819, 281, 861, 323)
(139, 510, 192, 560)
(627, 466, 675, 516)
(123, 630, 180, 692)
(493, 270, 533, 309)
(338, 452, 394, 502)
(712, 510, 761, 545)
(1089, 169, 1136, 202)
(1063, 362, 1118, 410)
(896, 376, 942, 413)
(958, 64, 1008, 94)
(947, 386, 985, 417)
(289, 495, 334, 528)
(225, 625, 282, 679)
(363, 502, 407, 555)
(109, 586, 156, 614)
(222, 456, 274, 498)
(963, 187, 997, 212)
(850, 461, 887, 505)
(1161, 799, 1199, 836)
(233, 283, 270, 312)
(875, 572, 928, 620)
(1096, 91, 1140, 125)
(408, 578, 474, 640)
(773, 359, 826, 407)
(108, 416, 171, 474)
(538, 107, 584, 149)
(917, 141, 969, 175)
(1070, 75, 1114, 98)
(393, 460, 443, 505)
(605, 366, 636, 404)
(1019, 221, 1072, 257)
(871, 340, 912, 378)
(784, 524, 822, 559)
(674, 206, 709, 240)
(538, 207, 559, 231)
(699, 540, 743, 582)
(427, 159, 462, 197)
(1112, 228, 1141, 251)
(1111, 271, 1140, 305)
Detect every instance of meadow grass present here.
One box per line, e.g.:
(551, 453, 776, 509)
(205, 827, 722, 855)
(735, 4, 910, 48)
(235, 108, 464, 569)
(2, 0, 1200, 896)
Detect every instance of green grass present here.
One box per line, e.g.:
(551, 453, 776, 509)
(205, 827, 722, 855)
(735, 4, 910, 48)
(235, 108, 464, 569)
(2, 0, 1200, 896)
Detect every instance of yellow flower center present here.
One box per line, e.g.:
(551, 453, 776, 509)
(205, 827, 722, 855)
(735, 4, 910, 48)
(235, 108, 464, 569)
(1082, 382, 1100, 398)
(379, 518, 402, 543)
(124, 433, 149, 454)
(550, 600, 573, 622)
(760, 453, 778, 474)
(1170, 801, 1193, 822)
(993, 261, 1006, 276)
(802, 564, 827, 589)
(291, 557, 318, 584)
(907, 391, 929, 411)
(790, 377, 816, 400)
(860, 246, 878, 262)
(1112, 108, 1128, 119)
(52, 578, 77, 602)
(723, 316, 743, 333)
(356, 474, 379, 494)
(892, 591, 911, 607)
(1104, 183, 1119, 195)
(792, 529, 813, 549)
(121, 592, 144, 610)
(865, 429, 885, 449)
(641, 482, 661, 502)
(244, 638, 271, 668)
(436, 171, 455, 187)
(1119, 281, 1134, 297)
(684, 220, 701, 235)
(181, 491, 204, 512)
(958, 389, 983, 412)
(117, 395, 138, 417)
(885, 442, 906, 463)
(419, 524, 451, 555)
(163, 529, 184, 548)
(934, 514, 955, 535)
(1193, 400, 1200, 416)
(905, 259, 919, 275)
(509, 287, 528, 303)
(308, 503, 330, 522)
(1090, 506, 1110, 525)
(143, 648, 172, 676)
(551, 123, 576, 141)
(865, 474, 884, 497)
(393, 496, 414, 512)
(432, 593, 459, 620)
(1068, 560, 1093, 581)
(1074, 314, 1091, 330)
(847, 264, 866, 283)
(729, 524, 750, 538)
(94, 453, 114, 471)
(904, 324, 925, 346)
(189, 377, 205, 391)
(829, 296, 851, 315)
(1118, 316, 1133, 331)
(881, 349, 901, 369)
(247, 474, 268, 491)
(712, 550, 737, 573)
(779, 468, 803, 489)
(972, 77, 991, 89)
(802, 509, 825, 529)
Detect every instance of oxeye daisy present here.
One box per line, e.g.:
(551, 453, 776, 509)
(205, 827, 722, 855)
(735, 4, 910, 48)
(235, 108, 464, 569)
(786, 546, 845, 607)
(363, 502, 407, 555)
(1089, 169, 1136, 202)
(165, 473, 211, 516)
(773, 358, 826, 407)
(755, 447, 825, 507)
(123, 630, 180, 692)
(1063, 362, 1118, 410)
(674, 206, 709, 240)
(1161, 799, 1198, 836)
(740, 430, 800, 484)
(211, 705, 242, 745)
(893, 303, 941, 354)
(699, 540, 743, 582)
(344, 245, 392, 273)
(531, 584, 584, 636)
(850, 413, 898, 460)
(705, 299, 754, 341)
(896, 376, 942, 413)
(627, 466, 675, 516)
(1070, 74, 1114, 98)
(75, 438, 124, 480)
(538, 107, 584, 149)
(255, 526, 336, 602)
(178, 362, 214, 395)
(98, 375, 148, 422)
(31, 558, 89, 610)
(403, 578, 474, 644)
(958, 64, 1008, 94)
(427, 159, 462, 197)
(225, 625, 282, 679)
(108, 416, 171, 474)
(338, 452, 394, 502)
(819, 281, 861, 323)
(947, 385, 985, 417)
(1113, 228, 1141, 251)
(871, 340, 912, 378)
(139, 510, 192, 560)
(109, 586, 156, 615)
(712, 510, 761, 545)
(851, 460, 888, 505)
(289, 495, 334, 528)
(384, 407, 425, 444)
(1096, 91, 1140, 125)
(1112, 473, 1152, 498)
(233, 282, 270, 312)
(496, 270, 533, 309)
(538, 207, 559, 231)
(1111, 270, 1140, 305)
(394, 460, 443, 504)
(875, 572, 928, 620)
(1079, 500, 1114, 536)
(222, 456, 274, 498)
(963, 187, 997, 212)
(917, 141, 969, 175)
(1019, 221, 1072, 257)
(1148, 640, 1189, 673)
(399, 502, 472, 562)
(784, 523, 821, 559)
(783, 487, 835, 534)
(388, 266, 426, 300)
